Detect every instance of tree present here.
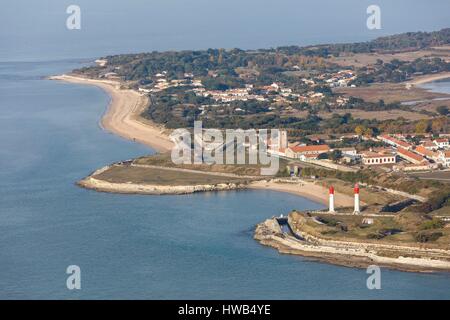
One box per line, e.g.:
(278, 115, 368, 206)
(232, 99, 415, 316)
(317, 153, 329, 160)
(431, 117, 448, 133)
(437, 105, 449, 116)
(355, 125, 365, 136)
(329, 150, 343, 162)
(364, 127, 374, 137)
(415, 119, 430, 134)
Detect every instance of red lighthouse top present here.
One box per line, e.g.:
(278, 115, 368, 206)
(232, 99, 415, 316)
(354, 183, 360, 194)
(329, 186, 334, 195)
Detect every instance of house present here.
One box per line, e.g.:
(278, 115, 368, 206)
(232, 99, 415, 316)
(362, 218, 374, 225)
(138, 87, 151, 94)
(307, 134, 330, 143)
(438, 151, 450, 167)
(394, 162, 434, 172)
(361, 150, 396, 166)
(378, 135, 412, 150)
(434, 138, 449, 149)
(415, 145, 439, 160)
(299, 154, 319, 161)
(421, 140, 439, 151)
(285, 145, 330, 159)
(396, 147, 427, 165)
(338, 148, 358, 157)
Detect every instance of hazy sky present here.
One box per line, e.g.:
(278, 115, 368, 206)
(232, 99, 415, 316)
(1, 0, 449, 61)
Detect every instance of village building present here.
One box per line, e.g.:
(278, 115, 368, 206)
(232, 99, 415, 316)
(415, 145, 439, 160)
(361, 150, 396, 166)
(285, 145, 330, 159)
(299, 154, 320, 161)
(421, 140, 439, 150)
(434, 138, 449, 149)
(338, 148, 358, 157)
(438, 151, 450, 167)
(396, 147, 428, 165)
(378, 135, 412, 150)
(394, 162, 434, 172)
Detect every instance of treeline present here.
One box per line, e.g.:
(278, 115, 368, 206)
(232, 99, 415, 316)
(277, 28, 450, 57)
(76, 28, 450, 83)
(344, 97, 411, 112)
(354, 57, 450, 85)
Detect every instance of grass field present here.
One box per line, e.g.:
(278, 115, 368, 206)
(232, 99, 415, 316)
(334, 83, 447, 104)
(319, 109, 429, 121)
(132, 152, 288, 177)
(94, 165, 254, 186)
(328, 47, 450, 68)
(316, 178, 402, 207)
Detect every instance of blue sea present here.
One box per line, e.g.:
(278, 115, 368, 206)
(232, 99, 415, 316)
(1, 0, 450, 299)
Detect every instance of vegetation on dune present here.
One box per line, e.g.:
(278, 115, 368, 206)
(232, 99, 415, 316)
(297, 166, 450, 213)
(292, 211, 449, 246)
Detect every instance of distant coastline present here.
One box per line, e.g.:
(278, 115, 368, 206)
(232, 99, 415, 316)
(410, 72, 450, 86)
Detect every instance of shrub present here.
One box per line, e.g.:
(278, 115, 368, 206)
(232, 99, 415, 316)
(317, 217, 339, 226)
(415, 231, 443, 243)
(367, 232, 385, 240)
(420, 219, 445, 230)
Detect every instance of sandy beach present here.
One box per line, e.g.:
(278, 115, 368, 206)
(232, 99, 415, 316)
(50, 74, 174, 152)
(410, 72, 450, 85)
(249, 180, 354, 207)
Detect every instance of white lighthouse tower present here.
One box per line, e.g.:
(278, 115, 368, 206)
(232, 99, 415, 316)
(329, 186, 335, 213)
(354, 183, 360, 214)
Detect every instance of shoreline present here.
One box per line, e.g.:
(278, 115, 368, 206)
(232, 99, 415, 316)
(51, 74, 352, 206)
(410, 72, 450, 86)
(249, 179, 354, 207)
(49, 74, 174, 153)
(255, 217, 450, 273)
(77, 163, 353, 207)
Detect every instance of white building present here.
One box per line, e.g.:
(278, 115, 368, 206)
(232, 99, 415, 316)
(361, 151, 396, 165)
(434, 138, 449, 149)
(338, 148, 358, 157)
(438, 151, 450, 167)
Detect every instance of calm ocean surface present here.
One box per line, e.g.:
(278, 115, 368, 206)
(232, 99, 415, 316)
(1, 0, 450, 299)
(1, 60, 450, 300)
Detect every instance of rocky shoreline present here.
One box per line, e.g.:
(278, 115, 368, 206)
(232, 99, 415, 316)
(77, 165, 249, 195)
(254, 217, 450, 273)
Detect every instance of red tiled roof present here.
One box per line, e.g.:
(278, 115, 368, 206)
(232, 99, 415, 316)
(415, 145, 436, 158)
(290, 145, 330, 153)
(361, 151, 395, 159)
(380, 135, 411, 148)
(397, 147, 425, 163)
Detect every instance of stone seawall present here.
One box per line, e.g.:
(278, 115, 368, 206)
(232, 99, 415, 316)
(254, 217, 450, 272)
(78, 174, 247, 195)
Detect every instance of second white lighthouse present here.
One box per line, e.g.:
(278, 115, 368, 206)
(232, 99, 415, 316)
(329, 186, 335, 213)
(354, 183, 360, 214)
